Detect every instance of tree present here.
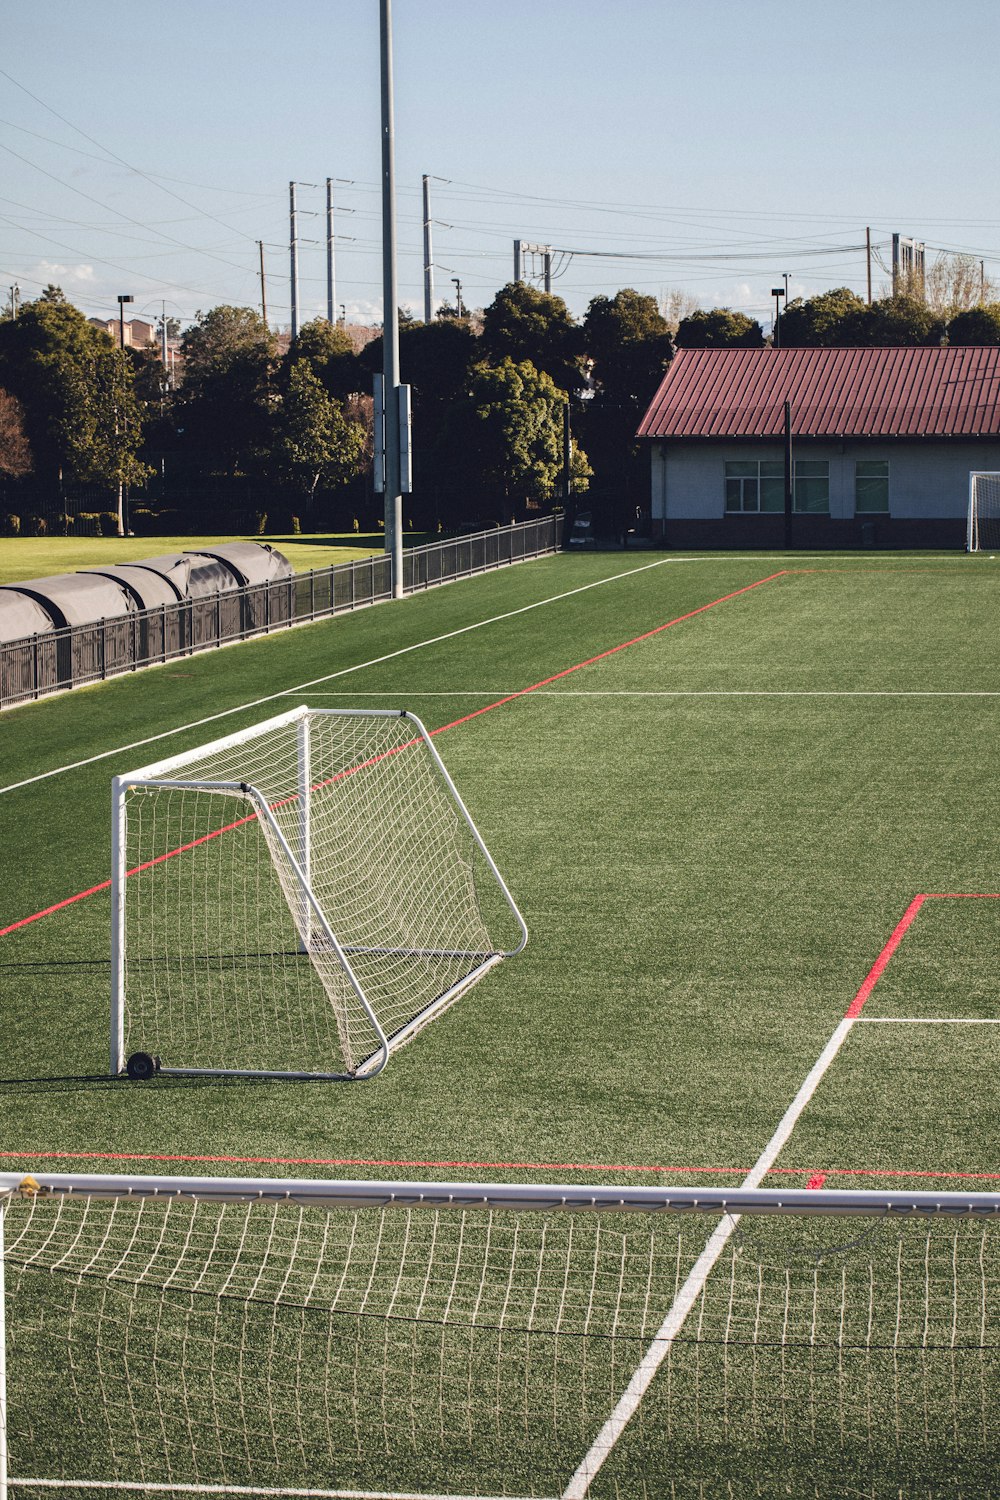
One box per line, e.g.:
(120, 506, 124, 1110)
(779, 287, 867, 347)
(287, 317, 355, 380)
(675, 308, 764, 348)
(86, 343, 154, 533)
(581, 289, 673, 496)
(178, 306, 276, 477)
(844, 294, 946, 347)
(465, 357, 572, 510)
(481, 282, 583, 393)
(0, 389, 31, 477)
(0, 290, 149, 521)
(659, 288, 701, 336)
(948, 304, 1000, 345)
(925, 253, 996, 319)
(272, 361, 366, 511)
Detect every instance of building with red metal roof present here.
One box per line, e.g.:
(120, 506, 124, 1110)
(636, 346, 1000, 547)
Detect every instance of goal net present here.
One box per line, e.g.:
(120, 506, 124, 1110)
(110, 707, 526, 1081)
(966, 471, 1000, 551)
(2, 1172, 998, 1500)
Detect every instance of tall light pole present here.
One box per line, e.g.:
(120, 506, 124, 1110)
(771, 287, 785, 348)
(326, 178, 336, 325)
(289, 183, 300, 339)
(422, 174, 434, 324)
(380, 0, 403, 599)
(117, 293, 134, 349)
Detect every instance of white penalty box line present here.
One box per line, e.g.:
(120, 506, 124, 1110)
(561, 1014, 857, 1498)
(564, 890, 1000, 1495)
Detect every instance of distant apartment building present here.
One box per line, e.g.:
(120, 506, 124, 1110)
(89, 316, 157, 349)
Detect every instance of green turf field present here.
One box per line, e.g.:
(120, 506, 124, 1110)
(1, 550, 998, 1497)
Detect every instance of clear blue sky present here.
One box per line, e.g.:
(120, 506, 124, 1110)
(4, 0, 999, 332)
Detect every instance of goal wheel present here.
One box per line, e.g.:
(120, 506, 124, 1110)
(125, 1052, 161, 1081)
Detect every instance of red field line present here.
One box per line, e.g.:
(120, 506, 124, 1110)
(1, 1148, 998, 1183)
(845, 891, 1000, 1018)
(431, 571, 788, 736)
(0, 571, 788, 939)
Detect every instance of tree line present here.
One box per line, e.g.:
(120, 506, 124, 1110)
(2, 267, 1000, 537)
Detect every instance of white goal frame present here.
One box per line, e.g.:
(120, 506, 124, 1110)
(109, 706, 527, 1083)
(966, 470, 1000, 551)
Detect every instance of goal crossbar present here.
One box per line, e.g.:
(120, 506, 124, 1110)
(4, 1172, 999, 1217)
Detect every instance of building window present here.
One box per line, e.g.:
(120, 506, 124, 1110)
(855, 459, 889, 514)
(725, 460, 784, 513)
(793, 460, 829, 514)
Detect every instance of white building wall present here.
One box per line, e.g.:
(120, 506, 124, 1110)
(651, 441, 1000, 523)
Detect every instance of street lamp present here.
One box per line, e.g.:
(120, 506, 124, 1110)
(117, 294, 134, 349)
(770, 287, 785, 349)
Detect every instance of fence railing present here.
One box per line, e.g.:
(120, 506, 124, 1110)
(0, 515, 563, 710)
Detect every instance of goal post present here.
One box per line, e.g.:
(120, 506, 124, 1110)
(110, 707, 527, 1083)
(967, 470, 1000, 551)
(2, 1171, 999, 1500)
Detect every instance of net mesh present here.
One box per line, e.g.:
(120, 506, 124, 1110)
(968, 471, 1000, 551)
(119, 711, 521, 1076)
(4, 1190, 999, 1498)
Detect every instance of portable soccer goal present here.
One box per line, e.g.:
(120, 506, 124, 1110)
(2, 1171, 998, 1500)
(109, 706, 527, 1081)
(966, 470, 1000, 551)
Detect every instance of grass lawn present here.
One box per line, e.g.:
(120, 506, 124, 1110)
(0, 530, 422, 583)
(1, 548, 998, 1497)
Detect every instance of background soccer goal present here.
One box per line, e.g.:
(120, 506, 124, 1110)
(110, 706, 527, 1082)
(2, 1171, 998, 1500)
(966, 470, 1000, 551)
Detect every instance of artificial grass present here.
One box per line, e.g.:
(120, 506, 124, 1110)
(1, 549, 998, 1496)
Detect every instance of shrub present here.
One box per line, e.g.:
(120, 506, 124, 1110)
(60, 513, 74, 535)
(255, 511, 268, 535)
(31, 515, 47, 536)
(76, 512, 101, 537)
(291, 515, 301, 535)
(5, 514, 20, 536)
(351, 517, 360, 533)
(101, 511, 120, 536)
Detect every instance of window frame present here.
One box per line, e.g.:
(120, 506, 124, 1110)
(854, 458, 890, 515)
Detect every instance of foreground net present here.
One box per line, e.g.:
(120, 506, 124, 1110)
(2, 1175, 998, 1499)
(111, 707, 526, 1080)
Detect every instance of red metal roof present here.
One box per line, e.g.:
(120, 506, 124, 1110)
(637, 346, 1000, 440)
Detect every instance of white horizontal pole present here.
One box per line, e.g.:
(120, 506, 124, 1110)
(2, 1174, 999, 1217)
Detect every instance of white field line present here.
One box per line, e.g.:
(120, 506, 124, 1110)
(562, 1016, 856, 1499)
(857, 1016, 1000, 1024)
(0, 555, 693, 799)
(296, 689, 1000, 699)
(7, 1484, 548, 1500)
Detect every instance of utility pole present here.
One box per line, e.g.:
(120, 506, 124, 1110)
(866, 228, 872, 305)
(289, 182, 300, 339)
(326, 178, 336, 325)
(258, 241, 268, 328)
(783, 400, 793, 551)
(982, 260, 987, 304)
(380, 0, 403, 599)
(160, 299, 168, 372)
(422, 174, 434, 323)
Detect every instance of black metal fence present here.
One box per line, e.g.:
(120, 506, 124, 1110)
(0, 515, 563, 710)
